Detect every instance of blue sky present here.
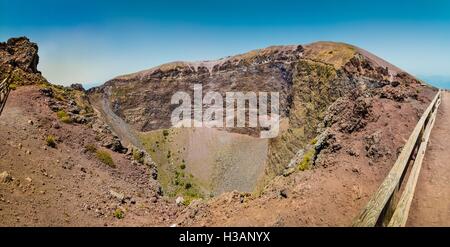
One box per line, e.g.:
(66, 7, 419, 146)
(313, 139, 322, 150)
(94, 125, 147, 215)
(1, 0, 450, 88)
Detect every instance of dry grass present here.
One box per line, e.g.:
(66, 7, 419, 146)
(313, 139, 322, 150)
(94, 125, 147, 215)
(96, 149, 115, 168)
(304, 42, 356, 69)
(46, 135, 57, 148)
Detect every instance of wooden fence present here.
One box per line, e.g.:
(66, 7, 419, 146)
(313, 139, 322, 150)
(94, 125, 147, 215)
(0, 75, 12, 116)
(352, 90, 441, 227)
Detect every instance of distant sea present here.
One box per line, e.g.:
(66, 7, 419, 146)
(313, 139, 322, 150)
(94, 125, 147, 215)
(82, 82, 103, 90)
(427, 81, 450, 89)
(418, 75, 450, 89)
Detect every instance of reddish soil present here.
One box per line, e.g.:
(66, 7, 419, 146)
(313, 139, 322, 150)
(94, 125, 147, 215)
(0, 86, 179, 226)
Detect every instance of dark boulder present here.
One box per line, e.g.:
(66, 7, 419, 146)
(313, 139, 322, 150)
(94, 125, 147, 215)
(103, 136, 128, 153)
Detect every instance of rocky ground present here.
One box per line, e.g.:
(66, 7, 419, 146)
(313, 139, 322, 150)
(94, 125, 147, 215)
(0, 85, 181, 226)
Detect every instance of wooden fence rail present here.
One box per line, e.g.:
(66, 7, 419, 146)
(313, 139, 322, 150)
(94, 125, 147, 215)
(352, 90, 441, 227)
(0, 75, 12, 116)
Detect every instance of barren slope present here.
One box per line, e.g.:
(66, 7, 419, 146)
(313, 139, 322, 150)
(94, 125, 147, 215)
(0, 85, 179, 226)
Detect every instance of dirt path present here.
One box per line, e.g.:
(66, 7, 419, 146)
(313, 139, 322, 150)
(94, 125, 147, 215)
(407, 91, 450, 226)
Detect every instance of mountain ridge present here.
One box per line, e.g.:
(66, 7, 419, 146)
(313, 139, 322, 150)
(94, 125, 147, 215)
(99, 41, 406, 85)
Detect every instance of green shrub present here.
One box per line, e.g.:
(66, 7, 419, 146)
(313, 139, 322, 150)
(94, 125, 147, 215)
(11, 72, 21, 83)
(298, 149, 315, 171)
(184, 182, 192, 189)
(84, 144, 97, 153)
(56, 110, 72, 123)
(46, 135, 56, 148)
(163, 129, 169, 137)
(113, 208, 124, 219)
(61, 116, 72, 123)
(9, 83, 17, 90)
(132, 149, 144, 163)
(182, 187, 203, 206)
(96, 150, 115, 168)
(56, 110, 67, 118)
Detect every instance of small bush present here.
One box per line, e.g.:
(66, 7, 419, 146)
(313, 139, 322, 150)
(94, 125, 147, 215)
(132, 149, 144, 163)
(113, 208, 124, 219)
(180, 163, 186, 170)
(96, 150, 115, 168)
(56, 110, 67, 119)
(84, 144, 97, 153)
(298, 149, 315, 171)
(182, 187, 203, 206)
(46, 135, 57, 148)
(61, 116, 72, 123)
(11, 72, 22, 83)
(184, 182, 192, 189)
(56, 110, 72, 123)
(9, 83, 17, 90)
(163, 129, 169, 137)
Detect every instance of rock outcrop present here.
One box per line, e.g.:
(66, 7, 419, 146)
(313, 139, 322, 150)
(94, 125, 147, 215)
(0, 37, 39, 73)
(0, 37, 46, 85)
